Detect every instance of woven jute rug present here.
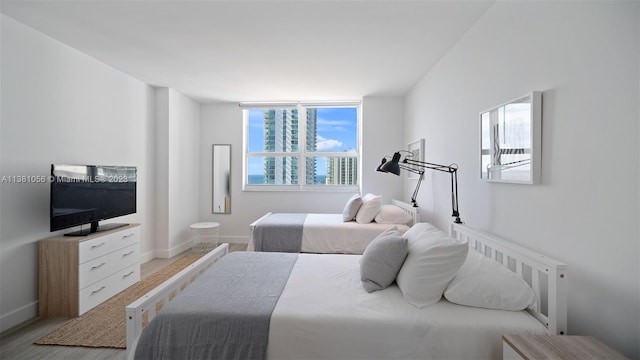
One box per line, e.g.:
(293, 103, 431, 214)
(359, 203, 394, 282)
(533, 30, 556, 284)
(35, 254, 202, 349)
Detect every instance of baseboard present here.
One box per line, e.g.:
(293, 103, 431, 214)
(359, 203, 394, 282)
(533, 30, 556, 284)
(0, 300, 38, 334)
(139, 250, 155, 263)
(153, 239, 193, 259)
(218, 235, 249, 244)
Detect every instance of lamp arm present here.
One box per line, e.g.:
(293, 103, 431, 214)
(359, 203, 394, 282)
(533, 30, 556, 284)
(398, 163, 423, 174)
(410, 171, 424, 207)
(398, 164, 424, 207)
(451, 169, 461, 223)
(404, 158, 462, 223)
(403, 159, 456, 173)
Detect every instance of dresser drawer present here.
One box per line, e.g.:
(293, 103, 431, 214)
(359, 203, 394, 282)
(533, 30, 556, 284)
(78, 227, 140, 263)
(78, 263, 140, 315)
(78, 243, 140, 289)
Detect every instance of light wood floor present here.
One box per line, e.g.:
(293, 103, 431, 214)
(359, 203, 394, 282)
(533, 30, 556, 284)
(0, 244, 247, 360)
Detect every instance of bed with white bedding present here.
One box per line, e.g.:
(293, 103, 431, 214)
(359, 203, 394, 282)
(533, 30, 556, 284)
(248, 198, 419, 254)
(267, 253, 546, 359)
(127, 223, 568, 360)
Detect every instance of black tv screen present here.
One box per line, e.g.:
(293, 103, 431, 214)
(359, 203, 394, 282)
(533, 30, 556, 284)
(50, 164, 136, 236)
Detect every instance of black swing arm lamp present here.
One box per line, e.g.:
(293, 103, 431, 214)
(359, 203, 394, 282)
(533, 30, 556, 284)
(377, 151, 462, 224)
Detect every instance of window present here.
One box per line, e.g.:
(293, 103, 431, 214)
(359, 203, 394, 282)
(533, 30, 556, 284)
(243, 102, 360, 191)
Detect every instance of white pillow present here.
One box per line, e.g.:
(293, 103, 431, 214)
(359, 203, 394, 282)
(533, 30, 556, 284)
(395, 223, 468, 308)
(444, 250, 537, 311)
(374, 204, 413, 224)
(355, 193, 382, 224)
(401, 221, 439, 243)
(342, 194, 363, 222)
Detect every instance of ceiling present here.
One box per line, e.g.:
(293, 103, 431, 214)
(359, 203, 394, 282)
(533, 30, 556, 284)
(1, 1, 494, 103)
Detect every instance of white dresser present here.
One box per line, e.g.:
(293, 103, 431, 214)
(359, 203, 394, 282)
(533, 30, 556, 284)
(39, 224, 141, 317)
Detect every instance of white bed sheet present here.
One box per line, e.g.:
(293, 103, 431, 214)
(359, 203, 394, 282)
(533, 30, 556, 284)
(268, 253, 547, 360)
(301, 214, 410, 254)
(248, 213, 410, 254)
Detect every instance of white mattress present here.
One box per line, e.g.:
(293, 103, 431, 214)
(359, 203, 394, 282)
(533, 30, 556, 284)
(248, 213, 411, 254)
(268, 253, 547, 360)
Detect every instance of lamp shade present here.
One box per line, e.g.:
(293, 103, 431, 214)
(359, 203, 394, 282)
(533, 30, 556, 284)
(380, 152, 402, 175)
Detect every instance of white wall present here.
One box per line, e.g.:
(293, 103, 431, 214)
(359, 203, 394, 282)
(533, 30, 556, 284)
(361, 97, 406, 200)
(198, 97, 406, 242)
(405, 2, 639, 357)
(153, 87, 200, 259)
(0, 15, 156, 332)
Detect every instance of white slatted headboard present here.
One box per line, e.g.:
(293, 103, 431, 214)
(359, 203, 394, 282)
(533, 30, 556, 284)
(391, 199, 420, 226)
(450, 223, 568, 335)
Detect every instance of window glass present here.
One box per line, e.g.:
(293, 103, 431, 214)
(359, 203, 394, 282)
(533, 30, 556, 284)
(306, 156, 358, 186)
(244, 103, 359, 191)
(306, 107, 358, 153)
(247, 156, 299, 185)
(248, 108, 298, 152)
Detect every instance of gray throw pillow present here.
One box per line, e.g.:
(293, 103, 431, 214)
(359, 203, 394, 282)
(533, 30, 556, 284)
(360, 227, 408, 293)
(342, 194, 363, 222)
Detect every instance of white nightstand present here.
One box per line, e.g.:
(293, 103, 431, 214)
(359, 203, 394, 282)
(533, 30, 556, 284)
(502, 335, 627, 360)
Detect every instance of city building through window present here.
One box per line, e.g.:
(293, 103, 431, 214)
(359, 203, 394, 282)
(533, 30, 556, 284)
(243, 102, 360, 191)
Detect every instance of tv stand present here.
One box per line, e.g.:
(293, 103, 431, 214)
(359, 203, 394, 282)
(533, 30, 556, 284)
(64, 222, 129, 237)
(39, 224, 141, 317)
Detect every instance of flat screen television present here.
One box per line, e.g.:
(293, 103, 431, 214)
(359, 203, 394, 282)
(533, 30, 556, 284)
(50, 164, 137, 236)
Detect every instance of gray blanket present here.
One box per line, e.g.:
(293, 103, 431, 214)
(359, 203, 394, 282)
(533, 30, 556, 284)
(134, 251, 299, 360)
(253, 213, 307, 253)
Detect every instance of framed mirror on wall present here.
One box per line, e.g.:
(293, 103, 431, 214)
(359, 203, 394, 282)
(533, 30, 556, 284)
(480, 91, 541, 184)
(212, 144, 231, 214)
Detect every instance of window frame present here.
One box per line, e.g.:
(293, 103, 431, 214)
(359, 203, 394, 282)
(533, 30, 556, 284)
(242, 101, 361, 192)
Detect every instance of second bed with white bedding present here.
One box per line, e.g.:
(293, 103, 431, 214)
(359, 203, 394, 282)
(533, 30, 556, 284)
(248, 213, 411, 254)
(248, 199, 419, 254)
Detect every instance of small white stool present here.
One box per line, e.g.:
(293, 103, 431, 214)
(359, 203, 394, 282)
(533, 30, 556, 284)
(190, 222, 220, 253)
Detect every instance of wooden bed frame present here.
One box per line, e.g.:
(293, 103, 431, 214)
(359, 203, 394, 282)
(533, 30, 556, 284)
(125, 223, 568, 355)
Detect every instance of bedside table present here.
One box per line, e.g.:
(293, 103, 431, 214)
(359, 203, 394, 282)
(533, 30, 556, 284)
(502, 335, 627, 360)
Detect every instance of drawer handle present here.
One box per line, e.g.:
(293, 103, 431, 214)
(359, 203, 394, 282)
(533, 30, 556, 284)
(122, 233, 135, 239)
(122, 251, 135, 257)
(122, 271, 135, 278)
(91, 262, 107, 270)
(91, 286, 106, 295)
(90, 242, 107, 249)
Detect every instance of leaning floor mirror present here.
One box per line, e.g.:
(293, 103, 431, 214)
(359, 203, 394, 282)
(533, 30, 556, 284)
(480, 91, 541, 184)
(212, 144, 231, 213)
